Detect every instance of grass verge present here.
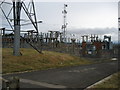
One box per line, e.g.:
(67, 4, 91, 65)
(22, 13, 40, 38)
(2, 48, 92, 74)
(92, 72, 120, 88)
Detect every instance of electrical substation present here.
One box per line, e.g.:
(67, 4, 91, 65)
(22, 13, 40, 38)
(0, 0, 118, 58)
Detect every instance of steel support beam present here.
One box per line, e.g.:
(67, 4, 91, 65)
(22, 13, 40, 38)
(13, 0, 21, 56)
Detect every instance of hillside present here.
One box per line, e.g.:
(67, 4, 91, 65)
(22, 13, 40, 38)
(2, 48, 92, 74)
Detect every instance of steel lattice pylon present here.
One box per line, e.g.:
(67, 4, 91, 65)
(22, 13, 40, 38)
(0, 0, 42, 55)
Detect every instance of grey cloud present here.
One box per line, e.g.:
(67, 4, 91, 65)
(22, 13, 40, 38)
(67, 27, 118, 43)
(67, 27, 118, 35)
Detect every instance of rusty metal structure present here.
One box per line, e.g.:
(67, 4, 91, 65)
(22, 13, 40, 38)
(1, 27, 116, 58)
(81, 34, 113, 58)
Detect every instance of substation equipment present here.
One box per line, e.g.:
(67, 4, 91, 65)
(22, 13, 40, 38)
(0, 1, 115, 58)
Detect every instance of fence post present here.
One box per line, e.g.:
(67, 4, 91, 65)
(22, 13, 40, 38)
(2, 77, 20, 90)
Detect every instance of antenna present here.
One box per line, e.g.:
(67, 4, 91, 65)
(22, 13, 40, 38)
(62, 4, 68, 43)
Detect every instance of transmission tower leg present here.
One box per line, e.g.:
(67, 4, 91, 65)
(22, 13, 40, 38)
(13, 25, 21, 56)
(2, 28, 5, 48)
(13, 0, 21, 56)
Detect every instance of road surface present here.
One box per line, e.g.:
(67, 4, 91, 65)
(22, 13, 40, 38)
(3, 60, 118, 89)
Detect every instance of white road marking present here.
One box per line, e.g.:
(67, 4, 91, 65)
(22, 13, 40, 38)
(68, 68, 95, 73)
(20, 78, 67, 88)
(111, 58, 118, 61)
(85, 73, 116, 89)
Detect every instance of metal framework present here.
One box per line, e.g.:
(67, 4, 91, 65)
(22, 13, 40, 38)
(0, 0, 42, 55)
(62, 4, 68, 43)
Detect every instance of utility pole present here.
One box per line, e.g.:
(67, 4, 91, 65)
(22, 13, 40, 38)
(62, 4, 68, 43)
(13, 0, 21, 56)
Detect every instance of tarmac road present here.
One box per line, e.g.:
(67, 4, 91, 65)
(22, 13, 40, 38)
(3, 60, 118, 89)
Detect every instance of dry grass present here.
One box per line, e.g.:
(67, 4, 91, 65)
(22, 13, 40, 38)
(2, 48, 92, 74)
(93, 72, 120, 88)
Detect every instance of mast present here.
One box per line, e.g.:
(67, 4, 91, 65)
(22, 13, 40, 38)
(62, 4, 68, 43)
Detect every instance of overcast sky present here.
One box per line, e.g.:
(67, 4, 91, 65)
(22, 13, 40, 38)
(33, 2, 118, 28)
(0, 0, 119, 42)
